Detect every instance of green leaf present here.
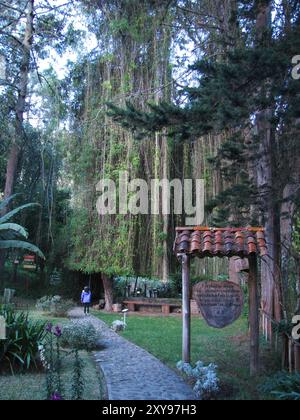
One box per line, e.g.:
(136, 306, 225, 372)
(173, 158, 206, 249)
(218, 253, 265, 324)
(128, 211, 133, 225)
(0, 223, 28, 239)
(0, 240, 45, 260)
(26, 353, 31, 369)
(8, 352, 24, 365)
(0, 203, 40, 224)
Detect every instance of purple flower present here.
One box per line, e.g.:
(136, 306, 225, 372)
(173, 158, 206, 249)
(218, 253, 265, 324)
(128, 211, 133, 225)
(50, 392, 63, 400)
(53, 325, 62, 337)
(46, 322, 53, 333)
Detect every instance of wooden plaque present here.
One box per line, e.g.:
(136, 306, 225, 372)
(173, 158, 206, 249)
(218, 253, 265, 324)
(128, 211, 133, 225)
(193, 281, 244, 329)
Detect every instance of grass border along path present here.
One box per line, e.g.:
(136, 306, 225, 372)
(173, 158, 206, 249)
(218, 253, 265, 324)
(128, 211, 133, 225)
(92, 310, 281, 400)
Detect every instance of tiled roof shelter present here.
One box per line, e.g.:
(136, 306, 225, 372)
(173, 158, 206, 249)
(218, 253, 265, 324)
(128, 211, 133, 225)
(174, 227, 267, 258)
(175, 226, 264, 376)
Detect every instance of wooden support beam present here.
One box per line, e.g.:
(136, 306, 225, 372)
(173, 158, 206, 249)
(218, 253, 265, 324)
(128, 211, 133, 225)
(289, 339, 294, 373)
(294, 343, 300, 373)
(248, 254, 260, 376)
(181, 254, 191, 363)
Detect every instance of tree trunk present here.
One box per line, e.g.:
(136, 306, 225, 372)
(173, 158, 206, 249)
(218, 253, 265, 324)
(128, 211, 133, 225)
(296, 278, 300, 315)
(295, 257, 300, 315)
(248, 255, 260, 376)
(3, 144, 20, 207)
(3, 0, 34, 203)
(280, 183, 298, 310)
(102, 273, 113, 312)
(162, 133, 169, 283)
(256, 110, 281, 339)
(254, 0, 282, 341)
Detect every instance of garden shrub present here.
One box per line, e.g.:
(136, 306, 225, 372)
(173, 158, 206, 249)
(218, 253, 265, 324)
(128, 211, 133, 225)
(36, 295, 74, 317)
(41, 323, 86, 400)
(177, 360, 220, 400)
(0, 305, 46, 373)
(111, 320, 125, 332)
(71, 350, 85, 401)
(60, 321, 100, 351)
(259, 372, 300, 400)
(114, 276, 182, 299)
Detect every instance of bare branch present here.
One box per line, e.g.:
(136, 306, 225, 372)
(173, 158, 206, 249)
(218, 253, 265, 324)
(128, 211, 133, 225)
(0, 1, 29, 33)
(35, 1, 74, 15)
(176, 4, 225, 27)
(30, 49, 43, 86)
(0, 18, 20, 32)
(0, 79, 19, 90)
(0, 1, 26, 14)
(0, 30, 23, 47)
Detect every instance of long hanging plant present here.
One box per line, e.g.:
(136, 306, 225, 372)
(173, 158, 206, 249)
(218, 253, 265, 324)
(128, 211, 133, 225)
(66, 0, 175, 281)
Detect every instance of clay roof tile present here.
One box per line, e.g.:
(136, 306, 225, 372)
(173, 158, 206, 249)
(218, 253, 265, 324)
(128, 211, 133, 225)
(174, 227, 267, 259)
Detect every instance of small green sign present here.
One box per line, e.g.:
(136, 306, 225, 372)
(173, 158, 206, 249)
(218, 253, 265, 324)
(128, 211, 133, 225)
(50, 270, 62, 285)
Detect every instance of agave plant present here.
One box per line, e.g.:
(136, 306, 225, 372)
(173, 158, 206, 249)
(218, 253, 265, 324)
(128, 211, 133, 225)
(0, 195, 45, 259)
(0, 305, 47, 373)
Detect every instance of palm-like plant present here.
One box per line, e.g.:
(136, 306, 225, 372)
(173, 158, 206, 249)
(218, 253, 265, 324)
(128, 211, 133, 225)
(0, 195, 45, 260)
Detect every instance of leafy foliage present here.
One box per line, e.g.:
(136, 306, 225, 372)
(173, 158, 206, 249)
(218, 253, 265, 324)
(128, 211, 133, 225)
(107, 4, 300, 226)
(177, 360, 220, 400)
(42, 322, 98, 401)
(71, 350, 85, 401)
(36, 296, 74, 318)
(0, 306, 46, 373)
(0, 197, 45, 260)
(60, 321, 100, 351)
(64, 0, 175, 279)
(260, 372, 300, 400)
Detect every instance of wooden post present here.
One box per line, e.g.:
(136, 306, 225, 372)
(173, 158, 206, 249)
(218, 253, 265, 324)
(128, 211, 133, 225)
(181, 254, 191, 363)
(294, 343, 300, 373)
(248, 255, 260, 376)
(282, 334, 289, 370)
(288, 338, 294, 373)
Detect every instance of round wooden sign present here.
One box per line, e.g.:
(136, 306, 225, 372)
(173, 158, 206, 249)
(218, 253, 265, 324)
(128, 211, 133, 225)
(193, 281, 244, 329)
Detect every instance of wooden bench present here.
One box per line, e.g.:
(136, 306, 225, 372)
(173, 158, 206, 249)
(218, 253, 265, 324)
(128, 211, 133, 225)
(123, 300, 181, 315)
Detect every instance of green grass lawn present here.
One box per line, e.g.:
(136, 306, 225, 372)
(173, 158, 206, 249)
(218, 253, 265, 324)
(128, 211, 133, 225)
(0, 311, 104, 401)
(92, 311, 281, 400)
(0, 308, 281, 400)
(27, 310, 69, 326)
(0, 351, 103, 400)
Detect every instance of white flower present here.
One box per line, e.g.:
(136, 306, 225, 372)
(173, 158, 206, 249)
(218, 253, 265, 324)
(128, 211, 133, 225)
(176, 361, 193, 376)
(111, 320, 125, 332)
(177, 359, 219, 399)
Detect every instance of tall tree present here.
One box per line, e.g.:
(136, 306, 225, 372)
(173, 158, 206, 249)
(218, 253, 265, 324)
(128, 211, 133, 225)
(0, 0, 78, 272)
(1, 0, 35, 210)
(108, 0, 300, 333)
(0, 0, 75, 207)
(65, 0, 175, 301)
(254, 0, 281, 339)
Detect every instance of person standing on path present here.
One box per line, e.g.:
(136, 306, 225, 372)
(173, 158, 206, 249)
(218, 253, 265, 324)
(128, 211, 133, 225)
(81, 286, 92, 315)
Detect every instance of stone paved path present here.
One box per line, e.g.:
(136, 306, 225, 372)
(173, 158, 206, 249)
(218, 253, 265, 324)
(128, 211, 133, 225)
(69, 308, 196, 401)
